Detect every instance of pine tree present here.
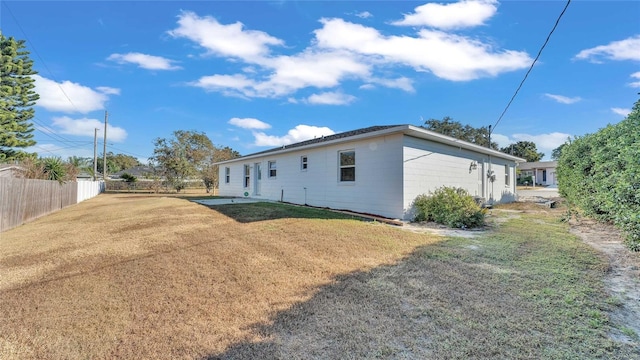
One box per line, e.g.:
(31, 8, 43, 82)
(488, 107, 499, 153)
(0, 33, 39, 161)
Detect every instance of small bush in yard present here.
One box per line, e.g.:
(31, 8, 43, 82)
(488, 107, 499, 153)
(413, 186, 486, 228)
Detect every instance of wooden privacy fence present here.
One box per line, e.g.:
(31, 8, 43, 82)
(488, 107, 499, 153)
(0, 179, 104, 232)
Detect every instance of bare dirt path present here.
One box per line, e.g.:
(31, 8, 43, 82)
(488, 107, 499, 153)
(569, 219, 640, 343)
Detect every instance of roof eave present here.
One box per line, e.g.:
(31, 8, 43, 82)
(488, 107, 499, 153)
(215, 124, 526, 165)
(214, 125, 409, 165)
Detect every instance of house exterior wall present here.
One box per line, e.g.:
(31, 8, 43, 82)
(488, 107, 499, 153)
(218, 133, 405, 219)
(219, 132, 518, 221)
(402, 135, 516, 219)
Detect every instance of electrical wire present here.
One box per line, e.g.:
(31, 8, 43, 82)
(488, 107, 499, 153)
(491, 0, 572, 134)
(2, 1, 83, 114)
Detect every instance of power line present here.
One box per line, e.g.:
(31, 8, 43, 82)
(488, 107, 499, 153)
(491, 0, 572, 134)
(2, 1, 83, 114)
(106, 144, 151, 160)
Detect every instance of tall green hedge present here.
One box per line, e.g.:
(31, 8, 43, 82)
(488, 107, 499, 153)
(557, 99, 640, 251)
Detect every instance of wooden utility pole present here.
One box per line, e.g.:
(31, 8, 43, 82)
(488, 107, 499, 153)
(93, 128, 98, 181)
(103, 111, 108, 180)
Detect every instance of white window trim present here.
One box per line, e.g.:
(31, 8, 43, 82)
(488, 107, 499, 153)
(338, 149, 355, 183)
(300, 155, 308, 171)
(268, 161, 277, 178)
(224, 167, 230, 184)
(505, 164, 510, 187)
(243, 164, 250, 188)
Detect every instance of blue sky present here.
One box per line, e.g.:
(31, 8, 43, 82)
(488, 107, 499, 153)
(3, 0, 639, 162)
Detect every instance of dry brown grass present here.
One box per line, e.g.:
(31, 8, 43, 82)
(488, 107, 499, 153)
(1, 194, 636, 359)
(0, 194, 437, 359)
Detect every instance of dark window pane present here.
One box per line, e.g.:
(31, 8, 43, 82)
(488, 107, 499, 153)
(340, 167, 355, 181)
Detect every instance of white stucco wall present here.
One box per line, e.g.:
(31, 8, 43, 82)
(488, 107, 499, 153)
(402, 135, 516, 219)
(219, 132, 517, 221)
(218, 133, 405, 219)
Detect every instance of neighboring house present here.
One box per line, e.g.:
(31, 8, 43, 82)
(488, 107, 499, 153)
(77, 171, 97, 181)
(0, 164, 24, 178)
(216, 125, 525, 220)
(517, 161, 558, 186)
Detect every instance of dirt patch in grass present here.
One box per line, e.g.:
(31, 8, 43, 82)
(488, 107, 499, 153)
(569, 218, 640, 343)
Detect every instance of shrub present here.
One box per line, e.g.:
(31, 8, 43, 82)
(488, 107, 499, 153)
(557, 98, 640, 251)
(412, 186, 486, 228)
(120, 173, 137, 183)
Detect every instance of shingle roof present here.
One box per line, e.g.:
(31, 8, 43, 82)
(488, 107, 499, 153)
(241, 125, 399, 158)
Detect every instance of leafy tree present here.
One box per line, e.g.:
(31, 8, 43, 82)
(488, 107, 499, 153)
(422, 116, 498, 149)
(551, 142, 568, 160)
(150, 130, 215, 192)
(0, 33, 39, 161)
(68, 156, 93, 177)
(500, 141, 544, 162)
(201, 146, 240, 193)
(557, 98, 640, 250)
(97, 152, 141, 173)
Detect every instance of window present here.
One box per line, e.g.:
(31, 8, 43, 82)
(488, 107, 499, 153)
(244, 165, 250, 188)
(268, 161, 277, 178)
(505, 165, 510, 186)
(224, 167, 230, 184)
(339, 150, 355, 182)
(301, 156, 308, 171)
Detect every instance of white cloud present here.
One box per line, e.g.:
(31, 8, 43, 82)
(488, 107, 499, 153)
(314, 18, 531, 81)
(253, 125, 336, 147)
(543, 93, 582, 104)
(169, 11, 284, 61)
(611, 107, 631, 117)
(190, 50, 370, 98)
(107, 52, 181, 70)
(369, 77, 415, 92)
(228, 117, 271, 130)
(306, 91, 356, 105)
(392, 0, 498, 29)
(189, 74, 258, 97)
(28, 143, 94, 159)
(51, 116, 128, 142)
(490, 133, 512, 149)
(493, 132, 571, 158)
(175, 10, 530, 100)
(628, 72, 640, 88)
(511, 133, 571, 152)
(359, 84, 376, 90)
(96, 86, 121, 95)
(355, 11, 373, 19)
(575, 35, 640, 62)
(34, 75, 117, 113)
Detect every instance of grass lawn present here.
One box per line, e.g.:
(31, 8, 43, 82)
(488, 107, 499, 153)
(0, 194, 637, 359)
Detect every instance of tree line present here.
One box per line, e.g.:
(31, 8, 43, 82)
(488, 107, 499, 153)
(421, 117, 546, 162)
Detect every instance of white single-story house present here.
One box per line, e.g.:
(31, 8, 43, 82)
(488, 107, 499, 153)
(517, 161, 557, 186)
(216, 125, 525, 220)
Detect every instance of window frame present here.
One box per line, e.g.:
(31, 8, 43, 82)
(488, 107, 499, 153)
(505, 164, 510, 186)
(268, 161, 277, 178)
(243, 164, 250, 188)
(300, 156, 308, 171)
(338, 150, 356, 182)
(224, 167, 230, 184)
